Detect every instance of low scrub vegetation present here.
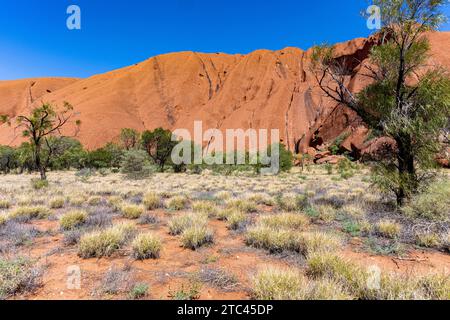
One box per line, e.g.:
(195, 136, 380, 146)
(132, 233, 162, 260)
(78, 223, 136, 258)
(60, 210, 88, 230)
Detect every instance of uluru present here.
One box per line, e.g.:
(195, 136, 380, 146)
(1, 31, 448, 155)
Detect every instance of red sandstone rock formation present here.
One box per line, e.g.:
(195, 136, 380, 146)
(0, 32, 448, 156)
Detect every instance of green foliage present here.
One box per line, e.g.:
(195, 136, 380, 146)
(311, 0, 450, 205)
(0, 146, 18, 174)
(402, 179, 450, 221)
(87, 143, 123, 169)
(120, 128, 140, 150)
(141, 128, 177, 172)
(120, 150, 153, 179)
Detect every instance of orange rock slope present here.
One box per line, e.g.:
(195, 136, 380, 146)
(0, 32, 449, 152)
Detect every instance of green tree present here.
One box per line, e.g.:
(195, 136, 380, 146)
(311, 0, 450, 205)
(141, 128, 177, 172)
(1, 102, 81, 180)
(0, 146, 17, 174)
(120, 149, 153, 179)
(120, 128, 140, 150)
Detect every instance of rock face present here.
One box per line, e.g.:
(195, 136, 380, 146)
(0, 32, 449, 153)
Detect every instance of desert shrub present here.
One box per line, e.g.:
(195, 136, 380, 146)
(121, 204, 144, 219)
(246, 225, 340, 255)
(166, 196, 189, 211)
(216, 191, 232, 201)
(226, 211, 246, 230)
(197, 268, 239, 292)
(0, 221, 40, 247)
(0, 199, 11, 209)
(0, 257, 42, 299)
(306, 252, 368, 298)
(78, 223, 136, 258)
(138, 213, 159, 225)
(128, 283, 149, 300)
(259, 213, 309, 230)
(252, 267, 304, 300)
(276, 194, 308, 212)
(376, 220, 402, 239)
(252, 266, 351, 300)
(132, 233, 162, 260)
(98, 267, 132, 296)
(416, 233, 442, 248)
(87, 196, 102, 206)
(107, 196, 123, 212)
(8, 206, 52, 222)
(402, 179, 450, 221)
(69, 196, 86, 207)
(60, 210, 88, 231)
(49, 197, 65, 209)
(143, 192, 162, 210)
(226, 199, 257, 213)
(168, 213, 208, 235)
(192, 201, 217, 216)
(181, 225, 214, 250)
(168, 279, 202, 300)
(341, 204, 365, 218)
(120, 150, 153, 179)
(31, 178, 48, 190)
(317, 205, 337, 223)
(0, 215, 6, 226)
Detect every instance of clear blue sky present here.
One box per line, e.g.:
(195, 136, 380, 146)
(1, 0, 449, 80)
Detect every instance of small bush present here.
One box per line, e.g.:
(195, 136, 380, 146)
(128, 283, 149, 300)
(78, 223, 136, 258)
(132, 233, 162, 260)
(121, 205, 144, 219)
(0, 257, 42, 299)
(259, 213, 309, 230)
(226, 211, 246, 230)
(108, 196, 123, 211)
(252, 267, 304, 300)
(87, 196, 102, 206)
(166, 196, 189, 211)
(276, 194, 308, 212)
(252, 266, 351, 300)
(192, 201, 217, 216)
(0, 200, 11, 209)
(121, 150, 153, 179)
(49, 197, 65, 209)
(246, 225, 340, 255)
(416, 233, 442, 248)
(168, 213, 207, 235)
(0, 215, 6, 226)
(226, 199, 257, 213)
(168, 280, 202, 300)
(60, 210, 88, 231)
(376, 220, 401, 239)
(341, 204, 365, 218)
(138, 213, 159, 225)
(31, 179, 48, 190)
(317, 205, 337, 223)
(143, 192, 161, 210)
(181, 226, 214, 250)
(402, 180, 450, 221)
(8, 206, 52, 222)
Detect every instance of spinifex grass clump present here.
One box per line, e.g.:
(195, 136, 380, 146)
(7, 206, 52, 222)
(78, 223, 136, 258)
(60, 210, 88, 230)
(132, 233, 162, 260)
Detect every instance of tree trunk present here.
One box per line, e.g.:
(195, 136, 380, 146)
(34, 144, 47, 180)
(396, 135, 416, 206)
